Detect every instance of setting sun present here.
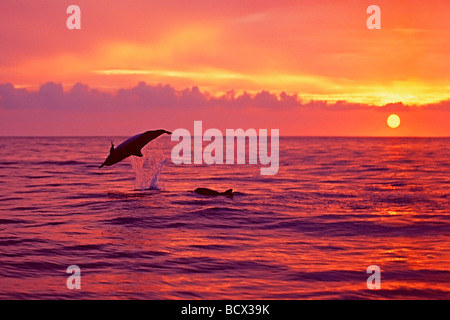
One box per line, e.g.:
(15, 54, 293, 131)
(387, 114, 401, 129)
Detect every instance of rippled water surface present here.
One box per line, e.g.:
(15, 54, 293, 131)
(0, 137, 449, 299)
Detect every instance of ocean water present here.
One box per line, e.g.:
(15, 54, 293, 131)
(0, 136, 449, 299)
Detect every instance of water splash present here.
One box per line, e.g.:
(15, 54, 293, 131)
(129, 148, 167, 190)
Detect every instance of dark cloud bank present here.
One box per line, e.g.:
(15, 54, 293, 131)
(1, 81, 449, 112)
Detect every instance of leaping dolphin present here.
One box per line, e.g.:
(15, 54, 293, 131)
(99, 129, 171, 168)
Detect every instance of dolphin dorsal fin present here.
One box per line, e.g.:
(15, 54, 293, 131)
(110, 141, 115, 154)
(223, 189, 233, 195)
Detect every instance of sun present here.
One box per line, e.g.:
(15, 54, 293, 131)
(387, 114, 401, 129)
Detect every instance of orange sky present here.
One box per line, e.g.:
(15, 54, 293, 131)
(0, 0, 449, 136)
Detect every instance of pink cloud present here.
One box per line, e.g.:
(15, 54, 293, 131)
(0, 82, 449, 137)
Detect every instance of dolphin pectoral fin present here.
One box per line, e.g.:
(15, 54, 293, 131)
(133, 150, 144, 157)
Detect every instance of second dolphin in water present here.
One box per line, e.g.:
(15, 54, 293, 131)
(99, 129, 171, 168)
(194, 188, 234, 197)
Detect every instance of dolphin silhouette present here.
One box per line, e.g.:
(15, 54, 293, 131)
(99, 129, 171, 168)
(194, 188, 234, 197)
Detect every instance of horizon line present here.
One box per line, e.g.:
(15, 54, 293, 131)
(1, 135, 448, 139)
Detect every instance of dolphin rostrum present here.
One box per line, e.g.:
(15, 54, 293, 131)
(194, 188, 234, 197)
(99, 129, 171, 168)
